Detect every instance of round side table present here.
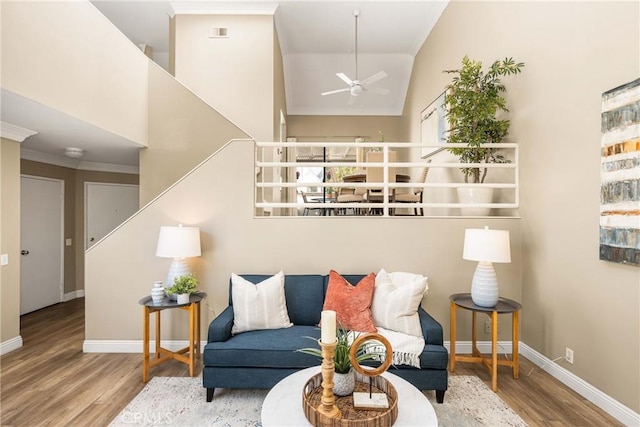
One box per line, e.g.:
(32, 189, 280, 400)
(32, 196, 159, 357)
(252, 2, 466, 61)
(138, 292, 206, 382)
(449, 292, 522, 391)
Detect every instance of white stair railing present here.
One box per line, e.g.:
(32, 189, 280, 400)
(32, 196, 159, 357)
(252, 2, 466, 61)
(255, 141, 518, 217)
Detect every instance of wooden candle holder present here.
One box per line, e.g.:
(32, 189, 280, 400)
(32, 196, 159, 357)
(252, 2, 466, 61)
(316, 339, 342, 420)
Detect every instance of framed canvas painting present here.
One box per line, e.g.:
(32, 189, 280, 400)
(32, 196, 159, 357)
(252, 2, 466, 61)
(600, 78, 640, 266)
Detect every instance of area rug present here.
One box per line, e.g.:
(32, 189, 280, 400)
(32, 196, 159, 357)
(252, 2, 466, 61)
(110, 375, 526, 426)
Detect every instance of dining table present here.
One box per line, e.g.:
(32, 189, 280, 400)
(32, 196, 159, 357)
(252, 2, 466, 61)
(342, 173, 411, 183)
(340, 172, 411, 216)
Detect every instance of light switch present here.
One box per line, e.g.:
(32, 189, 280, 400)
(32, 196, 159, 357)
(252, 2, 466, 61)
(1, 254, 8, 266)
(65, 239, 72, 247)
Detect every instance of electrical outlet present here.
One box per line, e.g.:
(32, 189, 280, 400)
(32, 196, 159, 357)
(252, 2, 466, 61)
(483, 321, 501, 334)
(565, 347, 574, 364)
(0, 254, 8, 266)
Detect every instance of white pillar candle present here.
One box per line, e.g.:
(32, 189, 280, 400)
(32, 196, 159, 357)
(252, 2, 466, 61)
(321, 310, 337, 344)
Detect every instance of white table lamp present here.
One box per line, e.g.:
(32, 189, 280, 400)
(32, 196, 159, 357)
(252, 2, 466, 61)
(463, 226, 511, 307)
(156, 225, 201, 289)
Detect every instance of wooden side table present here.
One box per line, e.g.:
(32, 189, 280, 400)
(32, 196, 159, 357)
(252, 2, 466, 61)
(138, 292, 205, 382)
(449, 292, 521, 391)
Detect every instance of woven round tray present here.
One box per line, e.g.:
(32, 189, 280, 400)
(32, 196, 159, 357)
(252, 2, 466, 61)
(302, 372, 398, 427)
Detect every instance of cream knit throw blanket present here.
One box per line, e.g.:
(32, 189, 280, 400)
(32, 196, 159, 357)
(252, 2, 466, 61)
(351, 327, 425, 369)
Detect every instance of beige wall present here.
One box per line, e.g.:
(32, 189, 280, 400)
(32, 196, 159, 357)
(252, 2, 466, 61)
(172, 14, 275, 142)
(140, 63, 249, 204)
(403, 0, 639, 411)
(1, 1, 149, 146)
(274, 25, 287, 142)
(20, 160, 138, 293)
(86, 140, 522, 345)
(0, 138, 21, 344)
(288, 116, 404, 143)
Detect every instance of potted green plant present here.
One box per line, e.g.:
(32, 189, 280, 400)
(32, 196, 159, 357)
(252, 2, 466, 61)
(168, 274, 198, 304)
(444, 56, 524, 215)
(297, 326, 381, 396)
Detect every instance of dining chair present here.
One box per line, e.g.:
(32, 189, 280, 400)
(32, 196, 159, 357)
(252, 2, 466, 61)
(396, 160, 432, 216)
(336, 187, 366, 215)
(299, 191, 323, 216)
(365, 151, 397, 215)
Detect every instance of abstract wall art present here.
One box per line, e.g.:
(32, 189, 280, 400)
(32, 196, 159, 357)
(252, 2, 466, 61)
(600, 78, 640, 266)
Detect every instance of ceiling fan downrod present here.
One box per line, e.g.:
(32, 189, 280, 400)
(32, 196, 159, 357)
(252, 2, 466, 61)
(354, 9, 359, 83)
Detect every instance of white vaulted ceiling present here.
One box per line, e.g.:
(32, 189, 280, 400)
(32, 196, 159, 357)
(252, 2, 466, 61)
(275, 1, 447, 115)
(93, 0, 449, 116)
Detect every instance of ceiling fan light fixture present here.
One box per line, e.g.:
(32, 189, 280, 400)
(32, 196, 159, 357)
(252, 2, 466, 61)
(350, 85, 364, 96)
(64, 147, 84, 159)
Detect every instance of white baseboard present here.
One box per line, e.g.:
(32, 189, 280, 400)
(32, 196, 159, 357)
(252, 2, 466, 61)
(63, 289, 85, 302)
(82, 339, 207, 353)
(0, 335, 23, 355)
(519, 343, 640, 427)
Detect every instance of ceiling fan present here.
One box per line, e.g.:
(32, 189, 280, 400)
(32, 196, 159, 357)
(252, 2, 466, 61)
(321, 10, 389, 104)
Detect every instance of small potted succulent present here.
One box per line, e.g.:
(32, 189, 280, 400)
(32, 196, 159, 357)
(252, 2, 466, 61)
(297, 326, 381, 396)
(168, 274, 198, 304)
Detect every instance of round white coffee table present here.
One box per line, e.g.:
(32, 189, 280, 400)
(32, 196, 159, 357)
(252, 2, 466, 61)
(261, 367, 437, 426)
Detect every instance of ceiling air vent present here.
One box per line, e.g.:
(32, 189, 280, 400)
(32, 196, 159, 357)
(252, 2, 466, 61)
(209, 27, 228, 38)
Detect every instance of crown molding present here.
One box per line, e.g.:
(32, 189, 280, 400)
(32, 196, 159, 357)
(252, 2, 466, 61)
(21, 148, 139, 174)
(77, 161, 139, 175)
(21, 148, 80, 169)
(170, 1, 279, 17)
(0, 122, 37, 142)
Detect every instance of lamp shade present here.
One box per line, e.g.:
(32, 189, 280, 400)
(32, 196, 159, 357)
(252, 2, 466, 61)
(156, 225, 201, 258)
(463, 227, 511, 263)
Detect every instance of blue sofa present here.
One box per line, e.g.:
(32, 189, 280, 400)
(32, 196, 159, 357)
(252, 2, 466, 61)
(202, 274, 448, 403)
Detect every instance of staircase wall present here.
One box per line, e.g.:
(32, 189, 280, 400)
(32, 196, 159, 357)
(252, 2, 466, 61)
(1, 1, 149, 146)
(141, 63, 249, 204)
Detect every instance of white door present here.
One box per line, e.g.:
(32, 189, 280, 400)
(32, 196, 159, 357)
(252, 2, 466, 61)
(85, 183, 139, 249)
(20, 176, 64, 315)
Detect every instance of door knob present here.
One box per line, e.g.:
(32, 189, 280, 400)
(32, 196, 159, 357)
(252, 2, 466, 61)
(21, 250, 29, 255)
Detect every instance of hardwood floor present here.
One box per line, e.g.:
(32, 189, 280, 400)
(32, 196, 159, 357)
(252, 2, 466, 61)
(1, 298, 622, 426)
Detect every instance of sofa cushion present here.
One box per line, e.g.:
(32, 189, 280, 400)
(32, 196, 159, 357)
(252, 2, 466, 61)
(204, 325, 322, 368)
(323, 270, 376, 332)
(372, 269, 428, 337)
(283, 275, 326, 326)
(231, 271, 293, 334)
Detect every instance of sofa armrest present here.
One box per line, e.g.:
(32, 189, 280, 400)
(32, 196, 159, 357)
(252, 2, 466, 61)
(418, 307, 444, 345)
(208, 306, 234, 343)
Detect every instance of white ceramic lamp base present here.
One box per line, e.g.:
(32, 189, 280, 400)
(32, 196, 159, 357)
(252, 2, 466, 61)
(165, 257, 191, 300)
(470, 261, 499, 307)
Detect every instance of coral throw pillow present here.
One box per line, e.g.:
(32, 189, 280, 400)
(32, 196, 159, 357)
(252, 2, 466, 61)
(323, 270, 377, 333)
(372, 268, 428, 337)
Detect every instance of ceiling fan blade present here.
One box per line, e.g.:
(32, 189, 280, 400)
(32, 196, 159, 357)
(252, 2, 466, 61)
(321, 87, 351, 96)
(361, 70, 387, 86)
(336, 73, 354, 86)
(367, 87, 390, 95)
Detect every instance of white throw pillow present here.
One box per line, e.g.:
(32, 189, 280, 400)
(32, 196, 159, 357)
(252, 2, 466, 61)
(231, 271, 293, 334)
(372, 268, 428, 338)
